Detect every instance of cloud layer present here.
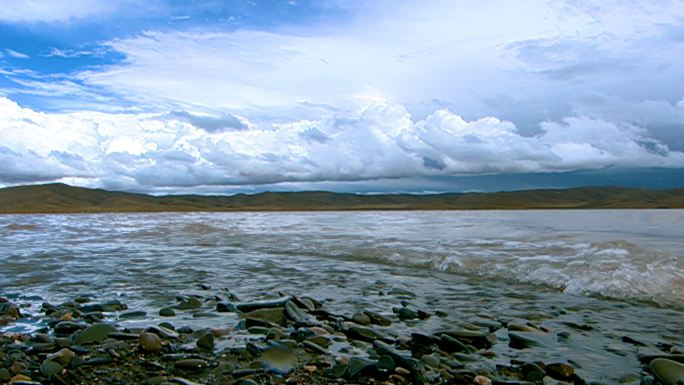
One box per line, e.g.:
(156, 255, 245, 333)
(1, 96, 682, 192)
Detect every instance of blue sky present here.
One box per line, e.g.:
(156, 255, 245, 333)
(1, 0, 683, 194)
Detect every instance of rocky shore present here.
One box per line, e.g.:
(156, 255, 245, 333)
(1, 289, 683, 385)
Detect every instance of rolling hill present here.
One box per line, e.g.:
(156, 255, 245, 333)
(0, 183, 683, 213)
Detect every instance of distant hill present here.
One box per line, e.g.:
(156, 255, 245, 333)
(0, 183, 683, 213)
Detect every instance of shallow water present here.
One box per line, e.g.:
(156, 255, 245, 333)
(1, 210, 683, 382)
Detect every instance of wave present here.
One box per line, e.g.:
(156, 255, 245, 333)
(286, 238, 684, 309)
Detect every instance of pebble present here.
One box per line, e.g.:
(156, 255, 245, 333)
(0, 368, 10, 382)
(139, 332, 163, 353)
(545, 362, 575, 381)
(159, 307, 176, 317)
(46, 348, 75, 366)
(240, 308, 285, 324)
(284, 301, 313, 325)
(175, 359, 209, 370)
(346, 357, 377, 378)
(352, 311, 371, 325)
(196, 333, 215, 351)
(40, 359, 62, 377)
(74, 323, 117, 344)
(650, 358, 684, 385)
(346, 325, 385, 342)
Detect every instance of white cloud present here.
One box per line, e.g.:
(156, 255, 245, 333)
(5, 49, 29, 59)
(1, 96, 681, 192)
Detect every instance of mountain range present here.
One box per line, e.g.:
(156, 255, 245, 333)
(0, 183, 683, 213)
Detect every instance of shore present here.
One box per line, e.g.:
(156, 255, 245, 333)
(2, 287, 683, 385)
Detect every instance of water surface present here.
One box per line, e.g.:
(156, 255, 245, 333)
(1, 210, 682, 382)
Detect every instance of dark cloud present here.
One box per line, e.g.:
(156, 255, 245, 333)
(168, 110, 247, 132)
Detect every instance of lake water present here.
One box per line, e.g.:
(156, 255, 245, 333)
(1, 210, 683, 383)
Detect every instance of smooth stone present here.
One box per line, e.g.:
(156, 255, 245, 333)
(240, 308, 285, 324)
(363, 310, 392, 326)
(295, 297, 316, 311)
(119, 310, 147, 318)
(347, 325, 385, 342)
(389, 287, 416, 297)
(396, 307, 419, 320)
(508, 332, 548, 350)
(216, 302, 236, 313)
(159, 308, 176, 317)
(0, 368, 10, 382)
(178, 297, 202, 310)
(101, 300, 127, 312)
(545, 363, 574, 381)
(175, 359, 209, 370)
(302, 340, 329, 355)
(140, 332, 163, 353)
(522, 363, 546, 381)
(650, 358, 684, 385)
(438, 329, 495, 349)
(74, 323, 117, 344)
(378, 355, 396, 371)
(0, 302, 20, 318)
(46, 348, 75, 366)
(159, 322, 176, 330)
(346, 357, 377, 378)
(352, 311, 371, 325)
(373, 340, 422, 374)
(284, 301, 313, 324)
(421, 354, 441, 368)
(306, 335, 330, 348)
(53, 321, 87, 334)
(40, 359, 63, 377)
(196, 333, 215, 351)
(236, 296, 292, 312)
(147, 325, 180, 339)
(438, 334, 473, 353)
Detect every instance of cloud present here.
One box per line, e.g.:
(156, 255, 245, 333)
(0, 0, 123, 23)
(167, 111, 248, 132)
(0, 96, 682, 192)
(5, 49, 29, 59)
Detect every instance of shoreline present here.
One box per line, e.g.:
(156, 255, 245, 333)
(2, 288, 682, 385)
(3, 207, 684, 215)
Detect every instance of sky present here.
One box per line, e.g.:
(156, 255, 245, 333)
(0, 0, 683, 194)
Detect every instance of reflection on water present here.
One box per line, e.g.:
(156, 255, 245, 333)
(0, 210, 683, 382)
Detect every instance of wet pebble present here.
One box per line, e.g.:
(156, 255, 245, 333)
(139, 332, 163, 353)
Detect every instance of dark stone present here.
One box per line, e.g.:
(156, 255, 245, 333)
(216, 302, 236, 313)
(175, 359, 209, 370)
(363, 310, 392, 326)
(74, 323, 117, 344)
(346, 357, 377, 378)
(236, 296, 292, 312)
(40, 359, 63, 377)
(119, 310, 147, 318)
(346, 325, 385, 342)
(650, 358, 684, 385)
(437, 329, 495, 349)
(438, 334, 474, 353)
(284, 301, 314, 325)
(53, 321, 87, 335)
(545, 363, 575, 381)
(159, 307, 176, 317)
(196, 333, 215, 351)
